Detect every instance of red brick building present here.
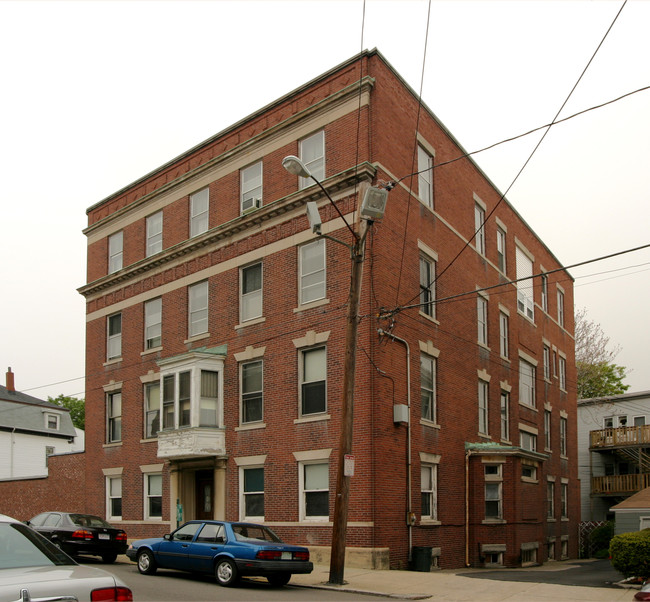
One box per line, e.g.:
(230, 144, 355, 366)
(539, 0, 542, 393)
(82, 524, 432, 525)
(76, 49, 578, 569)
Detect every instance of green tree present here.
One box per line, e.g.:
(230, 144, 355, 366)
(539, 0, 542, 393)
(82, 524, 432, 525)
(48, 394, 85, 430)
(575, 307, 629, 399)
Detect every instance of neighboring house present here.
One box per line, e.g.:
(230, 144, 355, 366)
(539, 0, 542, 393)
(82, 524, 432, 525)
(68, 49, 578, 570)
(610, 487, 650, 535)
(577, 390, 650, 522)
(0, 368, 83, 479)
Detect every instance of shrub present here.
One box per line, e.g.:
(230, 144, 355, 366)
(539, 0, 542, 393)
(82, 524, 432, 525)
(610, 530, 650, 579)
(589, 521, 614, 556)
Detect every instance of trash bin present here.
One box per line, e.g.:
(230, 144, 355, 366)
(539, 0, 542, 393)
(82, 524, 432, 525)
(411, 546, 432, 572)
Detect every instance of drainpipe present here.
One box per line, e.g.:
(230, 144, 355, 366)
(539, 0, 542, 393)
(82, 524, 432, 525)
(465, 448, 473, 567)
(10, 427, 16, 479)
(377, 329, 412, 560)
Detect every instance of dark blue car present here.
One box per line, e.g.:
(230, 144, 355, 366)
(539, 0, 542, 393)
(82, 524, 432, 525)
(126, 520, 313, 587)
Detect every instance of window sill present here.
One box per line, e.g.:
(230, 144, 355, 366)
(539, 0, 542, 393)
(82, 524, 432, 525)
(103, 357, 122, 367)
(235, 422, 267, 432)
(478, 432, 491, 441)
(140, 437, 158, 443)
(419, 310, 439, 325)
(294, 414, 331, 425)
(184, 332, 210, 344)
(521, 477, 539, 484)
(518, 402, 538, 412)
(500, 356, 511, 363)
(560, 454, 568, 461)
(420, 418, 440, 430)
(482, 519, 506, 525)
(235, 316, 266, 330)
(561, 517, 569, 522)
(294, 298, 330, 313)
(420, 519, 441, 526)
(299, 518, 331, 525)
(141, 346, 162, 356)
(103, 442, 123, 449)
(547, 518, 557, 523)
(478, 342, 490, 352)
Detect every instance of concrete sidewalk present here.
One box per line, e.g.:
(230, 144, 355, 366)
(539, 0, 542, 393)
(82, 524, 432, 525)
(290, 560, 639, 601)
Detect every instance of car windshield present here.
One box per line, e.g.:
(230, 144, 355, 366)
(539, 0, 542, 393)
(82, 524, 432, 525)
(232, 524, 282, 543)
(0, 523, 75, 569)
(69, 514, 112, 528)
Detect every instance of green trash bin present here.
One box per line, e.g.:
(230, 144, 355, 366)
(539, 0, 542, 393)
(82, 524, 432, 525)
(411, 546, 432, 572)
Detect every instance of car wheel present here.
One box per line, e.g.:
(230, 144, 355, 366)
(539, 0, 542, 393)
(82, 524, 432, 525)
(101, 552, 118, 563)
(267, 572, 291, 587)
(137, 549, 158, 575)
(214, 558, 239, 587)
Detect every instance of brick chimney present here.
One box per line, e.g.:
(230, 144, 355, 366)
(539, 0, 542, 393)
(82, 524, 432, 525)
(6, 367, 15, 392)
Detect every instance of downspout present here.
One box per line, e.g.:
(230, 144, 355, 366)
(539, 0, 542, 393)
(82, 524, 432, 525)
(10, 427, 16, 479)
(377, 329, 412, 560)
(465, 448, 473, 567)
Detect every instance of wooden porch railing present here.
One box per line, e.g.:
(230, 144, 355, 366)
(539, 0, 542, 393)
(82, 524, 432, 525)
(591, 473, 650, 494)
(590, 425, 650, 448)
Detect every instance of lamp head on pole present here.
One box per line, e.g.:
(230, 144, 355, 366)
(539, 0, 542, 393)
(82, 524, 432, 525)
(282, 155, 312, 179)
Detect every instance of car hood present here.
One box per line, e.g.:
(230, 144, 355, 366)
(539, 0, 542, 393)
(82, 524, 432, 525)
(0, 564, 120, 596)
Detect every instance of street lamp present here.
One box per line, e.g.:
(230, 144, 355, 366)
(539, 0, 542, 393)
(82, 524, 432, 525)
(282, 155, 387, 585)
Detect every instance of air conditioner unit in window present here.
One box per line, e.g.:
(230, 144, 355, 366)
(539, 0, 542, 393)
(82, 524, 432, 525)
(242, 197, 261, 212)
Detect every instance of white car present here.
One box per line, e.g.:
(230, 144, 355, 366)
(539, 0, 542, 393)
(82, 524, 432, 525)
(0, 514, 133, 602)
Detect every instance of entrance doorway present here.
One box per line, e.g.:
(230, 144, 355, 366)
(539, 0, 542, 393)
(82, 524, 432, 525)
(195, 470, 214, 520)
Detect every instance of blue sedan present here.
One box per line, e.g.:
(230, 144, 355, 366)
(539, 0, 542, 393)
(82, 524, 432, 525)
(126, 520, 313, 587)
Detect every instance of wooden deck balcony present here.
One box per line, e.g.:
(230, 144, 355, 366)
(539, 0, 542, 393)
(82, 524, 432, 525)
(591, 473, 650, 495)
(590, 425, 650, 449)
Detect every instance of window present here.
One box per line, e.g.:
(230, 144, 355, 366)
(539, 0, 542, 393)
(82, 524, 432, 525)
(162, 374, 175, 430)
(560, 417, 568, 456)
(558, 356, 567, 391)
(519, 359, 536, 408)
(241, 360, 263, 424)
(107, 392, 122, 443)
(561, 482, 568, 518)
(561, 538, 569, 559)
(522, 463, 537, 480)
(547, 481, 555, 519)
(499, 312, 508, 358)
(419, 255, 436, 318)
(190, 188, 209, 237)
(242, 467, 264, 519)
(520, 430, 537, 452)
(188, 281, 208, 337)
(302, 462, 329, 520)
(199, 370, 219, 427)
(108, 231, 123, 274)
(478, 379, 489, 435)
(474, 203, 486, 255)
(107, 477, 122, 520)
(299, 131, 325, 189)
(635, 416, 646, 427)
(541, 274, 548, 313)
(241, 162, 262, 212)
(301, 347, 326, 416)
(144, 381, 160, 438)
(557, 288, 565, 327)
(146, 211, 163, 257)
(144, 298, 162, 350)
(421, 464, 438, 520)
(484, 464, 502, 520)
(179, 371, 191, 427)
(421, 354, 436, 423)
(544, 410, 552, 450)
(299, 239, 326, 304)
(417, 145, 433, 208)
(107, 313, 122, 360)
(45, 413, 59, 431)
(240, 263, 262, 322)
(496, 227, 506, 273)
(500, 391, 509, 441)
(516, 246, 534, 320)
(145, 474, 163, 519)
(477, 296, 488, 346)
(543, 345, 551, 381)
(521, 547, 537, 565)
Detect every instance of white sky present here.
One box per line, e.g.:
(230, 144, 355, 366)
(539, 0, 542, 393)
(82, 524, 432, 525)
(1, 0, 648, 400)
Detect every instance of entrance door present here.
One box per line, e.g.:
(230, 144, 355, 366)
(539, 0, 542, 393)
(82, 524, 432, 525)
(195, 470, 214, 520)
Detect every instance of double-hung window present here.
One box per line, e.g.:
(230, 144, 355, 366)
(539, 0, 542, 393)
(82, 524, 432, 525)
(107, 313, 122, 360)
(108, 231, 123, 274)
(516, 246, 534, 320)
(560, 417, 568, 456)
(145, 474, 163, 519)
(561, 482, 568, 518)
(420, 354, 436, 423)
(543, 345, 551, 381)
(302, 462, 329, 520)
(547, 480, 555, 519)
(107, 476, 122, 520)
(241, 162, 262, 212)
(500, 391, 509, 441)
(520, 430, 537, 452)
(544, 409, 552, 450)
(419, 255, 436, 318)
(474, 202, 486, 255)
(107, 392, 122, 443)
(478, 379, 489, 435)
(484, 464, 502, 520)
(496, 227, 506, 273)
(299, 131, 325, 189)
(301, 347, 326, 416)
(558, 355, 567, 391)
(199, 370, 219, 427)
(240, 263, 262, 322)
(241, 360, 263, 424)
(146, 211, 163, 257)
(190, 188, 209, 237)
(188, 281, 208, 337)
(557, 288, 565, 327)
(299, 239, 326, 304)
(417, 145, 433, 208)
(519, 359, 536, 408)
(541, 273, 549, 313)
(145, 381, 160, 438)
(242, 467, 264, 519)
(144, 298, 162, 350)
(421, 464, 438, 520)
(499, 311, 509, 358)
(477, 295, 488, 346)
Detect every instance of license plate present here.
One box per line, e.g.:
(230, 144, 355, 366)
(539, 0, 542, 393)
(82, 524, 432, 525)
(281, 552, 291, 560)
(98, 534, 110, 540)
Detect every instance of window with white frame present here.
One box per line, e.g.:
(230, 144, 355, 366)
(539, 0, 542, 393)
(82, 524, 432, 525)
(500, 391, 509, 441)
(543, 345, 551, 381)
(522, 461, 537, 481)
(417, 145, 433, 208)
(299, 239, 326, 304)
(108, 231, 123, 274)
(484, 464, 502, 520)
(478, 379, 489, 435)
(242, 467, 264, 519)
(421, 354, 436, 423)
(45, 446, 55, 466)
(547, 480, 555, 519)
(107, 313, 122, 360)
(241, 162, 262, 212)
(144, 381, 160, 438)
(557, 288, 565, 327)
(499, 311, 509, 358)
(561, 482, 568, 518)
(146, 211, 163, 257)
(419, 255, 436, 318)
(477, 295, 488, 346)
(516, 246, 534, 320)
(107, 476, 122, 520)
(300, 346, 326, 416)
(190, 188, 209, 237)
(560, 417, 567, 456)
(199, 370, 219, 427)
(299, 131, 325, 189)
(558, 355, 567, 391)
(541, 273, 549, 313)
(521, 546, 537, 565)
(519, 359, 536, 408)
(421, 464, 438, 520)
(144, 298, 162, 350)
(474, 202, 486, 255)
(45, 413, 60, 431)
(301, 462, 329, 520)
(520, 430, 537, 452)
(145, 473, 163, 519)
(188, 281, 208, 337)
(241, 360, 263, 424)
(496, 227, 506, 273)
(107, 392, 122, 443)
(544, 409, 552, 450)
(240, 263, 262, 322)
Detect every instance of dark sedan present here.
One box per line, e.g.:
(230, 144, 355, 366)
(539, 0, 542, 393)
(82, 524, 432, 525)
(127, 520, 313, 587)
(26, 512, 128, 563)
